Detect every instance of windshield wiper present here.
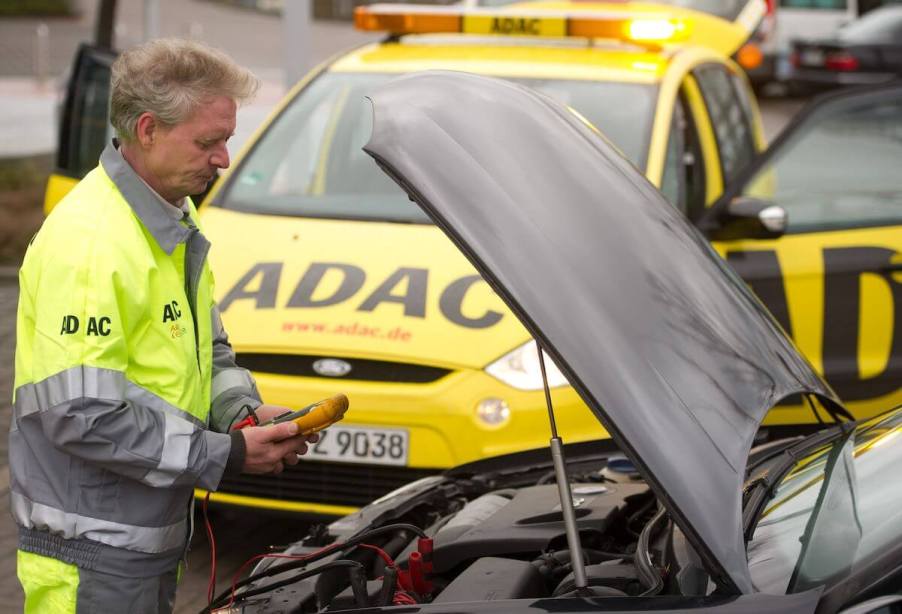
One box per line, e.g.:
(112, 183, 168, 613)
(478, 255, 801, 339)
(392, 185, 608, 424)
(788, 428, 862, 593)
(742, 424, 847, 541)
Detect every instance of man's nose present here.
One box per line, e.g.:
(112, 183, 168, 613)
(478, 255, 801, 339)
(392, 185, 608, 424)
(211, 143, 230, 169)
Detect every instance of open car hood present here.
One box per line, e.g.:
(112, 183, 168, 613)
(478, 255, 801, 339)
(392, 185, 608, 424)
(363, 71, 846, 594)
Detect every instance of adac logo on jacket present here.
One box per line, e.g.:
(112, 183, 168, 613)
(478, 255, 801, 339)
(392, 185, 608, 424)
(162, 300, 187, 339)
(60, 315, 111, 336)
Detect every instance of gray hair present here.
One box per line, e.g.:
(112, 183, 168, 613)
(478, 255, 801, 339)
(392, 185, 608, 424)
(110, 38, 259, 142)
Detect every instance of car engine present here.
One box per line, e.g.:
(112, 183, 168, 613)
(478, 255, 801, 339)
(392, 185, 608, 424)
(210, 454, 708, 613)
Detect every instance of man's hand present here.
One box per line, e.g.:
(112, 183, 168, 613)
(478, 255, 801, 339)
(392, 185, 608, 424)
(240, 422, 311, 474)
(254, 403, 319, 443)
(254, 404, 321, 443)
(240, 404, 320, 474)
(253, 404, 291, 425)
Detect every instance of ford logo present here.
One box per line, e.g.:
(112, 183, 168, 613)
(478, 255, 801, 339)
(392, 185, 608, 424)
(312, 358, 353, 377)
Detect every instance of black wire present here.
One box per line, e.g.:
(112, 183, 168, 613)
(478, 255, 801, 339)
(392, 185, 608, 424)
(205, 523, 426, 608)
(200, 560, 364, 613)
(348, 522, 426, 541)
(626, 496, 657, 537)
(636, 506, 667, 597)
(806, 394, 825, 425)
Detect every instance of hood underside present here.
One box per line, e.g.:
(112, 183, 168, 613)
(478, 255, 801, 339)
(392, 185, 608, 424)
(363, 70, 845, 593)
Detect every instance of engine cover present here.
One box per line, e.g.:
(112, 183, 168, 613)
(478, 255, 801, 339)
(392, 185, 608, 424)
(432, 557, 546, 603)
(429, 482, 649, 573)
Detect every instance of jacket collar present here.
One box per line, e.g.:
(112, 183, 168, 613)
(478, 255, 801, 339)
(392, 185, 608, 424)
(100, 140, 192, 255)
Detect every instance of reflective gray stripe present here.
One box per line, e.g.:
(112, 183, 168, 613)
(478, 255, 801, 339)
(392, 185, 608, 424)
(143, 414, 193, 487)
(11, 491, 186, 554)
(14, 367, 125, 419)
(125, 379, 205, 429)
(211, 367, 255, 402)
(14, 366, 205, 428)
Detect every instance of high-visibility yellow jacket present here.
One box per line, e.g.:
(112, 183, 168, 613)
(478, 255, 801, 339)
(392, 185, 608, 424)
(11, 143, 260, 577)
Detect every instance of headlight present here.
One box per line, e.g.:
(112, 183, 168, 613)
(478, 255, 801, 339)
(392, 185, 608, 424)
(485, 341, 569, 390)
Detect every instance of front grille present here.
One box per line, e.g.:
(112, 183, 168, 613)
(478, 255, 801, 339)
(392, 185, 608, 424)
(235, 353, 452, 384)
(218, 461, 441, 508)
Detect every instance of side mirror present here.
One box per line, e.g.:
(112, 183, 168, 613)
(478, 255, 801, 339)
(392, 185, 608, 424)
(708, 196, 787, 241)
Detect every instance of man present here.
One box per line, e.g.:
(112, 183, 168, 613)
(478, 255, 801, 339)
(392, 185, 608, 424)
(12, 38, 314, 612)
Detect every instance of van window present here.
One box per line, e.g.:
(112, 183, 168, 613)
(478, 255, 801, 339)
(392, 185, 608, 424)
(694, 65, 757, 185)
(661, 95, 706, 217)
(478, 0, 751, 20)
(779, 0, 848, 8)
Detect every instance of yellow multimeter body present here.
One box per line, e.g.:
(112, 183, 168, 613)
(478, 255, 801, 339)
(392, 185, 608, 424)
(265, 394, 349, 435)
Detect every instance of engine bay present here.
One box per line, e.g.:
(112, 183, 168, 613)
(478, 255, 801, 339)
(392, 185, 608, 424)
(205, 454, 712, 613)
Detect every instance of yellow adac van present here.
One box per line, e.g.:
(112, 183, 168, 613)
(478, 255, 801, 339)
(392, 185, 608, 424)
(46, 1, 902, 516)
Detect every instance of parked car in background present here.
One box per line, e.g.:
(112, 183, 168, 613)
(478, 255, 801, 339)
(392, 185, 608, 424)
(789, 4, 902, 90)
(756, 0, 901, 87)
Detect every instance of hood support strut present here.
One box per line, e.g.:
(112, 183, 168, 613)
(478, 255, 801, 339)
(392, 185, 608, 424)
(538, 340, 589, 591)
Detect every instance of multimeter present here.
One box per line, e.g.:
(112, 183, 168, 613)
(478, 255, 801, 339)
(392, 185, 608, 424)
(260, 393, 349, 435)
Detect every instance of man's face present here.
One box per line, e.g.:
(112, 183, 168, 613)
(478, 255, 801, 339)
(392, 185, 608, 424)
(145, 95, 236, 202)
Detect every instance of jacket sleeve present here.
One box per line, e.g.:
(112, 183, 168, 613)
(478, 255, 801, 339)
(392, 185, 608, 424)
(17, 230, 239, 491)
(208, 305, 263, 433)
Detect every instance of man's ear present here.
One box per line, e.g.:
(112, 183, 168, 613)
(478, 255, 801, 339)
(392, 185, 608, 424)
(134, 112, 158, 148)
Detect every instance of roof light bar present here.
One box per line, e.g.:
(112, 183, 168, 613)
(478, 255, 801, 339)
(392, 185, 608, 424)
(355, 4, 691, 45)
(626, 18, 685, 41)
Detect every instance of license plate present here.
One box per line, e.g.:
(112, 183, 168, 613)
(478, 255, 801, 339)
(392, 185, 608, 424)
(463, 15, 566, 37)
(308, 425, 409, 466)
(801, 49, 825, 66)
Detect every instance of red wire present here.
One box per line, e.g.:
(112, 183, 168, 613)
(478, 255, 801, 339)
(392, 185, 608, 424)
(393, 591, 418, 605)
(203, 492, 216, 605)
(357, 543, 396, 568)
(358, 544, 421, 606)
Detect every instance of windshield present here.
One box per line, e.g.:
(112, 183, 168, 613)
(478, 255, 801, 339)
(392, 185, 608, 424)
(740, 91, 902, 233)
(217, 72, 656, 222)
(470, 0, 752, 20)
(747, 410, 902, 594)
